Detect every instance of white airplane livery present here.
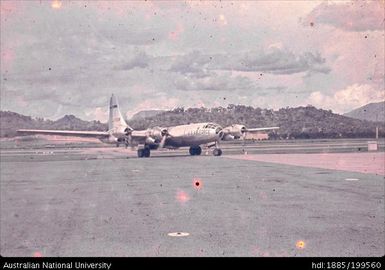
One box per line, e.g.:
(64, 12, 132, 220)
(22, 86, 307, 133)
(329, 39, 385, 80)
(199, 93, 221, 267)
(18, 94, 279, 158)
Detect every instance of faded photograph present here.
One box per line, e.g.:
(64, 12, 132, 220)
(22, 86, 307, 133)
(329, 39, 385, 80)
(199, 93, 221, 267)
(0, 0, 384, 257)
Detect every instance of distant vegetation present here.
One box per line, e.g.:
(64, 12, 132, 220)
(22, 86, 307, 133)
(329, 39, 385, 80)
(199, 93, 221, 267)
(1, 104, 384, 139)
(127, 105, 384, 139)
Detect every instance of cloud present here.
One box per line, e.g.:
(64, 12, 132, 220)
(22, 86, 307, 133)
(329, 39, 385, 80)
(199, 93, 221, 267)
(173, 72, 254, 91)
(117, 51, 150, 70)
(85, 107, 109, 122)
(169, 48, 330, 77)
(215, 48, 330, 75)
(305, 1, 384, 32)
(307, 84, 385, 113)
(168, 51, 212, 77)
(125, 96, 180, 119)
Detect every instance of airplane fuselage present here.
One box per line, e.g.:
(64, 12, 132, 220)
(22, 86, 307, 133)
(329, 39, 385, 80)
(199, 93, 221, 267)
(107, 122, 223, 148)
(165, 123, 223, 147)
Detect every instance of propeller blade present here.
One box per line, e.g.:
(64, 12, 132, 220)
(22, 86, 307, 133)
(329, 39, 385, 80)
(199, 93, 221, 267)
(124, 128, 135, 150)
(129, 134, 135, 150)
(157, 128, 169, 149)
(159, 134, 167, 148)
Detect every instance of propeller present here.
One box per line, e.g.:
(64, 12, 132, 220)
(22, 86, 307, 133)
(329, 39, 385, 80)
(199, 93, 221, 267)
(124, 127, 134, 150)
(158, 128, 169, 149)
(238, 127, 245, 153)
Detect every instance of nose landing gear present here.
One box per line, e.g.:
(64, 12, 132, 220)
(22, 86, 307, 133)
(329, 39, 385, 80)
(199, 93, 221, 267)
(213, 148, 222, 156)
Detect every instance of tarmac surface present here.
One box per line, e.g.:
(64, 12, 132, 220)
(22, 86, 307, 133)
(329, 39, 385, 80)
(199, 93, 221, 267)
(0, 138, 384, 257)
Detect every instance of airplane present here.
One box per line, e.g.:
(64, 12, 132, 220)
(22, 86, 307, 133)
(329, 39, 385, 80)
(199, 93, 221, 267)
(18, 94, 279, 158)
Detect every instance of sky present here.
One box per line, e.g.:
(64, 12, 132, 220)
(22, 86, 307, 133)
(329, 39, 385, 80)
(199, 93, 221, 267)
(1, 0, 384, 121)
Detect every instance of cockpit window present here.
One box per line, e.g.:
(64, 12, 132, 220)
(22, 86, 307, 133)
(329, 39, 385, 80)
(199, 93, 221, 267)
(204, 123, 219, 129)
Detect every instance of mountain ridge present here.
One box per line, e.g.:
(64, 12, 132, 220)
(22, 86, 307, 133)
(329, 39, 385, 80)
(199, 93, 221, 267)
(344, 101, 385, 122)
(1, 104, 384, 139)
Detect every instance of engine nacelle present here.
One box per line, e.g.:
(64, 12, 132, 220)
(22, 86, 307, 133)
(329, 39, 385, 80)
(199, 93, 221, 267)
(145, 136, 156, 145)
(149, 126, 168, 140)
(111, 126, 130, 138)
(223, 124, 247, 139)
(222, 134, 235, 141)
(107, 135, 118, 143)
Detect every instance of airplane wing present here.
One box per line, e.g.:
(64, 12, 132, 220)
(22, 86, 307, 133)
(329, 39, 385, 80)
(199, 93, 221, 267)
(245, 127, 280, 132)
(222, 125, 279, 141)
(129, 130, 150, 143)
(17, 129, 110, 138)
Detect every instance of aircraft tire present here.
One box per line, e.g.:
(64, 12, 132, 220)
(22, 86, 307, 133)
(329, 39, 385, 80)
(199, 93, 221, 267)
(213, 148, 222, 156)
(143, 148, 151, 158)
(189, 146, 201, 156)
(137, 149, 144, 158)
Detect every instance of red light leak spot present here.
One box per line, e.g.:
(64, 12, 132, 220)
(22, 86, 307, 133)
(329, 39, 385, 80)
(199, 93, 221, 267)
(168, 24, 184, 41)
(51, 1, 62, 9)
(193, 178, 202, 190)
(296, 240, 306, 249)
(33, 251, 42, 257)
(176, 191, 190, 203)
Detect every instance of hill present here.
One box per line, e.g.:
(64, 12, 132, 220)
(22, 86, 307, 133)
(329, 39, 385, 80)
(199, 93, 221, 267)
(344, 101, 385, 122)
(130, 110, 165, 120)
(0, 111, 107, 137)
(127, 105, 384, 139)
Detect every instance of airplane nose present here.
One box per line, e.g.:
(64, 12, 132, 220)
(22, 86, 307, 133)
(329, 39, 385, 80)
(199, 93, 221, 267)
(215, 127, 224, 139)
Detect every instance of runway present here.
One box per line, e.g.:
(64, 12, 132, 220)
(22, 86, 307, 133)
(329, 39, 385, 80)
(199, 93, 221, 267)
(0, 138, 384, 257)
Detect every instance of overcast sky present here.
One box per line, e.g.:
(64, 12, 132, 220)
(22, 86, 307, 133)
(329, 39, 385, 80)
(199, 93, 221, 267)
(1, 0, 384, 121)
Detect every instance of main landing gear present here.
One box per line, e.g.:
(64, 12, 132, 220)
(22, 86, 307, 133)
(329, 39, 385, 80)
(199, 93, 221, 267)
(212, 141, 222, 156)
(189, 146, 202, 156)
(189, 146, 222, 156)
(137, 147, 150, 158)
(116, 138, 129, 148)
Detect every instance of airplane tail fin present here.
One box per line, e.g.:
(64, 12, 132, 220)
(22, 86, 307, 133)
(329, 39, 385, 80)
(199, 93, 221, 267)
(108, 94, 131, 131)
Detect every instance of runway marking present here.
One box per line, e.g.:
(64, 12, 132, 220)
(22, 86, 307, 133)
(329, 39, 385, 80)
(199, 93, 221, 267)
(168, 232, 189, 237)
(345, 178, 359, 181)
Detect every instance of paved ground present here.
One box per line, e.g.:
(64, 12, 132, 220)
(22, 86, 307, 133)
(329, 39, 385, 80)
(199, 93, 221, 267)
(0, 139, 384, 257)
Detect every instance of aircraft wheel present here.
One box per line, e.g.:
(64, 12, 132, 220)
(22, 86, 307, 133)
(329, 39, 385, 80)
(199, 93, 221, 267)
(189, 146, 201, 156)
(116, 143, 120, 147)
(137, 149, 144, 158)
(143, 148, 151, 158)
(213, 148, 222, 156)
